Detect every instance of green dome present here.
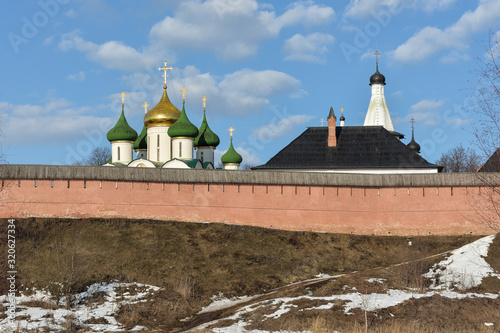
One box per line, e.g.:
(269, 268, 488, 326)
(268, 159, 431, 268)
(194, 112, 220, 148)
(133, 124, 147, 150)
(221, 139, 242, 164)
(168, 104, 199, 138)
(107, 106, 138, 142)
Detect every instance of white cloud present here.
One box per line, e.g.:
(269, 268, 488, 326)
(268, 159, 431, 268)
(58, 30, 164, 72)
(0, 100, 113, 147)
(393, 98, 447, 126)
(64, 9, 77, 18)
(67, 71, 86, 81)
(392, 91, 403, 98)
(344, 0, 457, 18)
(410, 99, 445, 111)
(393, 0, 500, 62)
(149, 0, 334, 60)
(251, 114, 314, 141)
(120, 66, 306, 117)
(283, 33, 335, 63)
(439, 50, 471, 63)
(43, 36, 54, 46)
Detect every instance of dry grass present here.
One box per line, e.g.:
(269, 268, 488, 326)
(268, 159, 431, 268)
(0, 218, 490, 331)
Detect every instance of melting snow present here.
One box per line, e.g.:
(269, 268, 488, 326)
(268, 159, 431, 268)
(425, 234, 498, 289)
(0, 282, 160, 332)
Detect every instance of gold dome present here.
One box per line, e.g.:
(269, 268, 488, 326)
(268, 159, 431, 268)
(144, 85, 181, 127)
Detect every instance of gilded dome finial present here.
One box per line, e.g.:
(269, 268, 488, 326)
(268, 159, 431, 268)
(180, 86, 188, 104)
(158, 60, 173, 87)
(228, 126, 235, 140)
(201, 95, 209, 112)
(119, 91, 127, 107)
(142, 101, 150, 114)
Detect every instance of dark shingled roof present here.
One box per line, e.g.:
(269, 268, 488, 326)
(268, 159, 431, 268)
(478, 148, 500, 172)
(253, 126, 441, 171)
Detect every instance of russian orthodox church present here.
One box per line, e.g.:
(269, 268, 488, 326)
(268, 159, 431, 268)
(104, 61, 243, 170)
(253, 51, 442, 174)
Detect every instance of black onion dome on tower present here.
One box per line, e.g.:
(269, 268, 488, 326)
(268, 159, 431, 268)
(369, 66, 386, 86)
(407, 118, 421, 153)
(370, 50, 386, 86)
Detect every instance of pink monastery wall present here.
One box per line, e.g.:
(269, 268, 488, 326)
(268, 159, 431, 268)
(0, 176, 495, 236)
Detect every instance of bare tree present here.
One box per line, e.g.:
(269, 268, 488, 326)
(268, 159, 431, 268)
(467, 31, 500, 232)
(469, 30, 500, 158)
(74, 147, 111, 166)
(436, 144, 482, 172)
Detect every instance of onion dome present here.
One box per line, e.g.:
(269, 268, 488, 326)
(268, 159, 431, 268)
(144, 85, 181, 127)
(107, 105, 138, 142)
(370, 50, 386, 86)
(133, 125, 147, 150)
(370, 68, 386, 86)
(194, 95, 220, 148)
(221, 127, 242, 164)
(168, 103, 199, 138)
(407, 118, 421, 153)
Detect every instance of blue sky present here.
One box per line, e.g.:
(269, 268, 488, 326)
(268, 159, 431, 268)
(1, 0, 499, 166)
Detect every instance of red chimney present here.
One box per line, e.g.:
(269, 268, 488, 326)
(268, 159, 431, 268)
(327, 107, 337, 147)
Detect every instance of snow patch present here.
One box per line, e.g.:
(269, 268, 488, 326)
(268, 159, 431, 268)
(424, 234, 498, 289)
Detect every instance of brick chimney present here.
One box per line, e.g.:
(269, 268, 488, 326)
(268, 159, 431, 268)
(327, 107, 337, 147)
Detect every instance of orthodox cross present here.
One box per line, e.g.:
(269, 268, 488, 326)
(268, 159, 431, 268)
(228, 126, 235, 139)
(201, 95, 208, 111)
(158, 61, 173, 86)
(340, 107, 345, 117)
(142, 101, 150, 114)
(119, 91, 127, 106)
(180, 86, 188, 104)
(410, 117, 415, 130)
(319, 118, 325, 127)
(374, 50, 380, 71)
(374, 50, 380, 64)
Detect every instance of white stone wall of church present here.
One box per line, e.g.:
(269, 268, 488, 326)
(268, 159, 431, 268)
(196, 147, 214, 165)
(111, 142, 134, 164)
(364, 84, 394, 132)
(147, 126, 171, 162)
(224, 164, 239, 170)
(171, 138, 194, 160)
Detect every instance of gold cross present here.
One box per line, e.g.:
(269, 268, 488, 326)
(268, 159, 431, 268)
(374, 50, 380, 64)
(201, 95, 208, 111)
(340, 107, 345, 116)
(119, 91, 127, 105)
(410, 117, 415, 130)
(319, 118, 325, 127)
(158, 61, 173, 86)
(142, 101, 150, 114)
(228, 126, 235, 139)
(180, 86, 188, 103)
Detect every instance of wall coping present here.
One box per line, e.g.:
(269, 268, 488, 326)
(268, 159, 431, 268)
(1, 164, 500, 187)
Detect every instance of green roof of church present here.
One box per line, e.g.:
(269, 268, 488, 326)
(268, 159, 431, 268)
(194, 112, 219, 148)
(167, 103, 199, 138)
(221, 139, 242, 164)
(133, 125, 148, 150)
(107, 106, 138, 142)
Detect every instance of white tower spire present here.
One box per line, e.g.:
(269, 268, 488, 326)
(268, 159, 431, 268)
(363, 50, 394, 132)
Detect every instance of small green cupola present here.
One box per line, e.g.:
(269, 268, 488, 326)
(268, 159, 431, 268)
(107, 92, 138, 143)
(168, 100, 199, 138)
(221, 126, 243, 167)
(194, 95, 220, 148)
(133, 125, 147, 150)
(134, 101, 150, 153)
